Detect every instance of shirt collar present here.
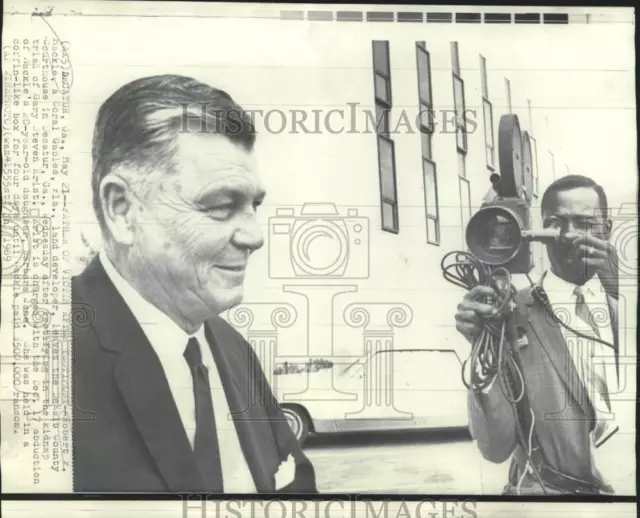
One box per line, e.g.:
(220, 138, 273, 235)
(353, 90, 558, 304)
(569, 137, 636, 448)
(99, 250, 206, 357)
(542, 269, 602, 299)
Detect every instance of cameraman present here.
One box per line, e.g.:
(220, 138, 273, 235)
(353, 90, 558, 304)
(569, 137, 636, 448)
(455, 175, 620, 495)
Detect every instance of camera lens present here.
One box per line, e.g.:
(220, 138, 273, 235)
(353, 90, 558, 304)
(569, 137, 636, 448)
(486, 215, 518, 251)
(466, 207, 524, 265)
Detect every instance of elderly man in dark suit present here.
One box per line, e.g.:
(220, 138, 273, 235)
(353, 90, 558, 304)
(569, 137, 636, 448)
(72, 74, 316, 493)
(455, 175, 620, 495)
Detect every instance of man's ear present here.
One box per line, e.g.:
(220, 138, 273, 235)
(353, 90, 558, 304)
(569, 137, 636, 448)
(100, 174, 137, 246)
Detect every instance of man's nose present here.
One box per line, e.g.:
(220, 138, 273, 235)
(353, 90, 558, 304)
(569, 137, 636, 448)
(565, 220, 581, 234)
(233, 214, 264, 251)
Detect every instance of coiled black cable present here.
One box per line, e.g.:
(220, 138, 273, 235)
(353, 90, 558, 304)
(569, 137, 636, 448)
(441, 251, 524, 403)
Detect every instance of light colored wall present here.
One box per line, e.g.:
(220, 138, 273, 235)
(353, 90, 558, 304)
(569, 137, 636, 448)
(67, 16, 636, 364)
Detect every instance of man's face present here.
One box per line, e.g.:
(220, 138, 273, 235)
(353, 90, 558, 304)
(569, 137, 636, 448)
(542, 186, 609, 285)
(129, 133, 265, 322)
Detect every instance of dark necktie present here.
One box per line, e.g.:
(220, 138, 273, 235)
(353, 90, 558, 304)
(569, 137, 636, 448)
(183, 337, 224, 492)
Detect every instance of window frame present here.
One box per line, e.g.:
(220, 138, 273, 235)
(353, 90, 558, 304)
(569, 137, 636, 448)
(451, 41, 460, 76)
(480, 54, 488, 98)
(458, 174, 472, 245)
(505, 78, 513, 113)
(416, 45, 435, 134)
(422, 157, 440, 245)
(375, 104, 390, 137)
(373, 41, 398, 234)
(457, 150, 467, 179)
(530, 135, 539, 196)
(377, 133, 399, 234)
(482, 97, 495, 171)
(373, 41, 392, 107)
(374, 72, 391, 106)
(417, 43, 439, 245)
(452, 73, 467, 154)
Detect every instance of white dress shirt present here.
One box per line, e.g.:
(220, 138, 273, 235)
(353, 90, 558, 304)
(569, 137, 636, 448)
(99, 251, 256, 493)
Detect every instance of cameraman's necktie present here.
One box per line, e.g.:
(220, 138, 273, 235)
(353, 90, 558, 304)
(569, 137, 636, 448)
(184, 337, 224, 492)
(573, 286, 611, 413)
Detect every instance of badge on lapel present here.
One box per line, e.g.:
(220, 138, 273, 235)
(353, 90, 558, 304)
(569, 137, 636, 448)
(275, 454, 296, 490)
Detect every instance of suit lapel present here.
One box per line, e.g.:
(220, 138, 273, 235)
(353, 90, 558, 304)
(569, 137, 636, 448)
(605, 293, 620, 385)
(522, 292, 591, 415)
(204, 322, 276, 493)
(82, 257, 206, 492)
(114, 343, 208, 492)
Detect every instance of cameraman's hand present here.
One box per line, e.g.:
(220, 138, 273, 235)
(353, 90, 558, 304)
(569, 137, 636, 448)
(565, 231, 619, 298)
(455, 286, 498, 345)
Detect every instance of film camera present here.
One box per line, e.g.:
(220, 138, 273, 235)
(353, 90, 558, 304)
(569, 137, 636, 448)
(466, 114, 562, 274)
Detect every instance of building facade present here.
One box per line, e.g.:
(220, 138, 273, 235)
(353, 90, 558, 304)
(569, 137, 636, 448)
(69, 20, 574, 384)
(226, 34, 559, 373)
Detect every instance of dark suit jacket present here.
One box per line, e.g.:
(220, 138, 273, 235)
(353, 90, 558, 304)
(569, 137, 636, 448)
(467, 278, 619, 494)
(72, 256, 317, 493)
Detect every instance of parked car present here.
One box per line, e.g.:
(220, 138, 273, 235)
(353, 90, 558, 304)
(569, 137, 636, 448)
(275, 348, 470, 445)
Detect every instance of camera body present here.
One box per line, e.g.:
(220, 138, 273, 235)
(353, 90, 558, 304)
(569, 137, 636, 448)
(465, 114, 536, 274)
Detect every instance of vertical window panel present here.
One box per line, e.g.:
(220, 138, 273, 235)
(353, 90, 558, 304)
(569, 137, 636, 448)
(453, 76, 465, 121)
(427, 218, 439, 245)
(373, 40, 397, 234)
(459, 176, 472, 227)
(451, 41, 460, 75)
(423, 159, 438, 218)
(457, 152, 467, 179)
(421, 132, 432, 160)
(530, 135, 539, 195)
(376, 104, 390, 136)
(375, 73, 391, 105)
(480, 54, 488, 98)
(453, 75, 467, 153)
(373, 41, 390, 74)
(483, 98, 495, 169)
(377, 136, 397, 203)
(417, 41, 438, 245)
(382, 201, 398, 233)
(419, 102, 434, 133)
(417, 48, 432, 103)
(456, 126, 467, 153)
